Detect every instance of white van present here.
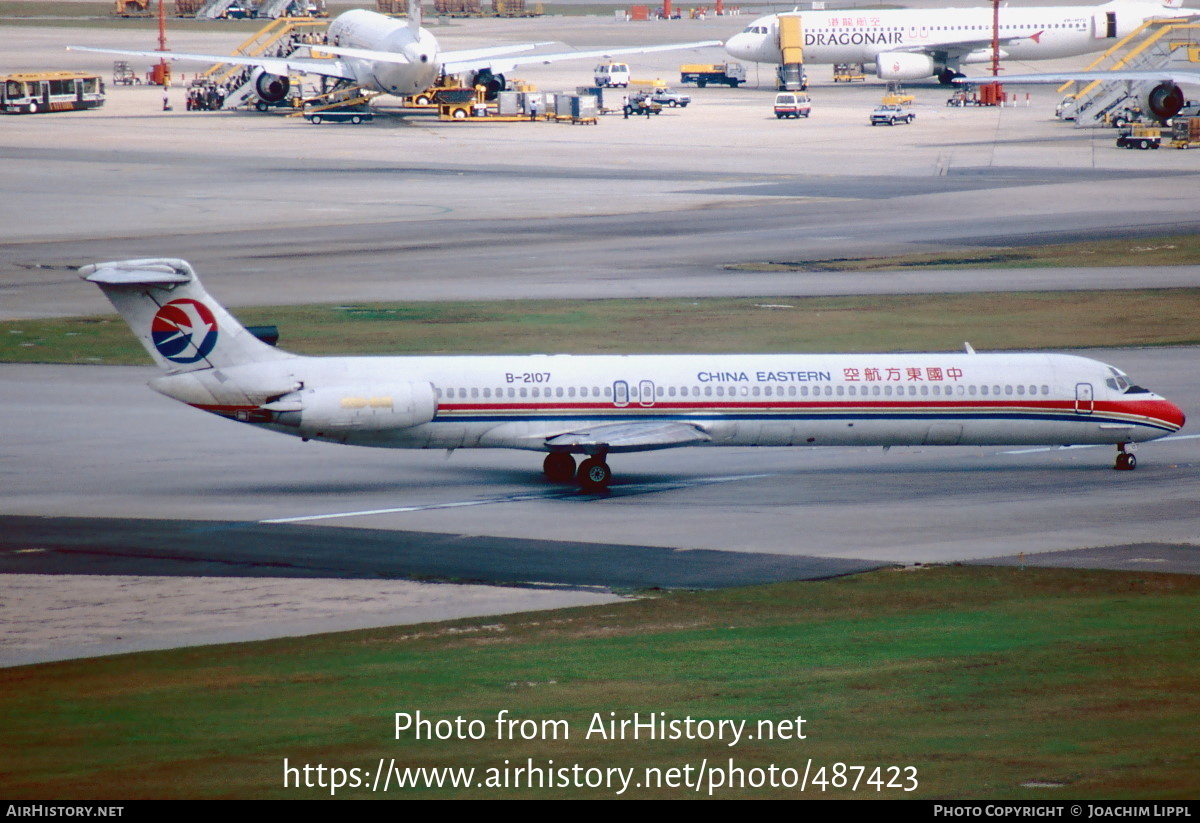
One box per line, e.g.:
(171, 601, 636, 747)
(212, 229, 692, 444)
(594, 63, 631, 88)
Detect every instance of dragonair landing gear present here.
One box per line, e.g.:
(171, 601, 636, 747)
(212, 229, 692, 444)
(543, 452, 576, 483)
(577, 456, 612, 491)
(938, 68, 965, 85)
(1114, 443, 1137, 471)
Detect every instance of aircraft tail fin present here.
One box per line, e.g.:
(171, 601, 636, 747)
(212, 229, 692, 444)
(80, 258, 291, 373)
(408, 0, 422, 34)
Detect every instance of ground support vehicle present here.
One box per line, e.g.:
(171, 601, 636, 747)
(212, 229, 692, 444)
(870, 104, 915, 125)
(679, 63, 745, 87)
(650, 87, 690, 107)
(623, 93, 662, 116)
(306, 106, 373, 125)
(1115, 124, 1162, 149)
(1, 71, 105, 114)
(833, 63, 865, 82)
(1169, 116, 1200, 148)
(774, 92, 811, 119)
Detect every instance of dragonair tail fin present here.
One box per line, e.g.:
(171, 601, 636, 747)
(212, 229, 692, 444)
(80, 257, 291, 373)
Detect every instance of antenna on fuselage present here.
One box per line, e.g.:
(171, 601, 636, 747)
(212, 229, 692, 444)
(408, 0, 422, 34)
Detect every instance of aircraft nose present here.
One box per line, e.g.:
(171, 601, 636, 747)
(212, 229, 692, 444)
(1161, 399, 1187, 431)
(725, 34, 751, 59)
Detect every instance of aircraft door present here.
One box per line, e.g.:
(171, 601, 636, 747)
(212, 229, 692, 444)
(1075, 383, 1094, 414)
(639, 380, 656, 408)
(1093, 10, 1116, 38)
(613, 380, 629, 407)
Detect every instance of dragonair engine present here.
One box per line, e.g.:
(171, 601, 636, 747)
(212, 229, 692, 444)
(875, 52, 935, 80)
(274, 382, 437, 438)
(254, 70, 291, 104)
(1142, 81, 1186, 121)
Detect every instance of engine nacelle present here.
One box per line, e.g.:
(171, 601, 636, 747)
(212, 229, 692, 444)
(875, 52, 935, 81)
(254, 71, 291, 104)
(1142, 81, 1185, 122)
(469, 69, 507, 99)
(279, 382, 437, 436)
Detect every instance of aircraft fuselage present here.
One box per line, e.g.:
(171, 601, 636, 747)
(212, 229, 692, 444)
(326, 9, 440, 95)
(725, 1, 1194, 79)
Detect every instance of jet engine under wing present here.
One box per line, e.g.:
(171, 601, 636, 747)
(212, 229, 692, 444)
(544, 421, 712, 454)
(440, 40, 722, 76)
(66, 46, 356, 81)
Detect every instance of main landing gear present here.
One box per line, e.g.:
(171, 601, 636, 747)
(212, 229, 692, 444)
(542, 452, 613, 491)
(1114, 443, 1137, 471)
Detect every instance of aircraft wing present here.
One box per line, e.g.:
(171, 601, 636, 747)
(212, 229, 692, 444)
(544, 421, 711, 454)
(310, 42, 555, 67)
(984, 69, 1200, 85)
(440, 40, 722, 76)
(67, 46, 356, 81)
(894, 33, 1038, 60)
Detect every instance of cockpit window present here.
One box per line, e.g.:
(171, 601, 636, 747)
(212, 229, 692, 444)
(742, 25, 769, 34)
(1107, 368, 1150, 394)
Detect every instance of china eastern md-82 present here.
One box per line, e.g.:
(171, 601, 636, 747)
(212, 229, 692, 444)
(82, 258, 1184, 490)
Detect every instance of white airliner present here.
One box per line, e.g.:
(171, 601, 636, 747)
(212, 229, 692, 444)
(80, 257, 1184, 490)
(724, 0, 1196, 84)
(69, 5, 719, 106)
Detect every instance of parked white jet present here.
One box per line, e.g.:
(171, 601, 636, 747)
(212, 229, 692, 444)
(80, 258, 1184, 490)
(69, 5, 719, 106)
(724, 0, 1195, 84)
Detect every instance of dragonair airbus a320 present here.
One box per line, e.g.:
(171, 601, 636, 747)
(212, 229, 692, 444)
(82, 258, 1184, 490)
(724, 0, 1196, 85)
(69, 3, 719, 108)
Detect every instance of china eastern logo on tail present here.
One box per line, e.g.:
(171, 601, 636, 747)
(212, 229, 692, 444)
(151, 299, 218, 363)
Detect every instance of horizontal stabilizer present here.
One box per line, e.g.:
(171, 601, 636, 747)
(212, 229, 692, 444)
(546, 420, 710, 454)
(80, 259, 192, 287)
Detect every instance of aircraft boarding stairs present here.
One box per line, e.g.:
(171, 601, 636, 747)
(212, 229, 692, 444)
(189, 16, 329, 110)
(1057, 16, 1200, 127)
(195, 0, 239, 18)
(257, 0, 314, 18)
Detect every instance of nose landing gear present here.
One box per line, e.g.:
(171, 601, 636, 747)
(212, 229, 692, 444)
(1115, 443, 1137, 471)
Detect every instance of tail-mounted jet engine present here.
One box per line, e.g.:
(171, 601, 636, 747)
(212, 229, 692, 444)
(273, 382, 438, 439)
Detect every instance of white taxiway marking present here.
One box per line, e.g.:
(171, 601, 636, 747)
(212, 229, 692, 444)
(1001, 433, 1200, 455)
(259, 474, 773, 525)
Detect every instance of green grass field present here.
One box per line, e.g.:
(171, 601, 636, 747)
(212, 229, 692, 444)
(4, 289, 1200, 365)
(2, 566, 1197, 799)
(728, 234, 1200, 272)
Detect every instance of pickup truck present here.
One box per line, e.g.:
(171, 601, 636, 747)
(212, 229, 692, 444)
(650, 88, 691, 108)
(870, 104, 915, 126)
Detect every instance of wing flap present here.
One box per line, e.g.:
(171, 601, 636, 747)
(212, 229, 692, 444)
(545, 420, 710, 454)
